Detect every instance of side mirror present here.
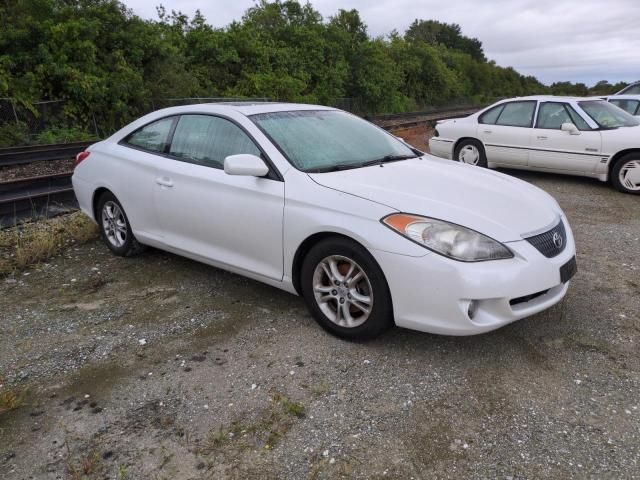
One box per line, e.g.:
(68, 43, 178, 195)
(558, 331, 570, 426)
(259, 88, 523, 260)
(224, 154, 269, 177)
(561, 123, 580, 135)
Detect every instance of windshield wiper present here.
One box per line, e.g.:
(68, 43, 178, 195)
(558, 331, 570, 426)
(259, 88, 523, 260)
(307, 163, 364, 173)
(360, 154, 418, 167)
(307, 154, 419, 173)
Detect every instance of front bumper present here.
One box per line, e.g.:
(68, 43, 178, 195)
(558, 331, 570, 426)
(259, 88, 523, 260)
(371, 218, 576, 335)
(428, 138, 453, 159)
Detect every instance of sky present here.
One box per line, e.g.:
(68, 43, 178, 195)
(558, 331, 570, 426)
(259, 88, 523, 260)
(125, 0, 639, 86)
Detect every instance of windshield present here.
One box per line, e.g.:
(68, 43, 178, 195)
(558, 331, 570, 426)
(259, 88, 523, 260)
(251, 110, 417, 172)
(578, 100, 640, 129)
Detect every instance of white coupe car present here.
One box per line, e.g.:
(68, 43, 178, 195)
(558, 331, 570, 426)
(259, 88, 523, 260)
(429, 96, 640, 194)
(73, 103, 576, 338)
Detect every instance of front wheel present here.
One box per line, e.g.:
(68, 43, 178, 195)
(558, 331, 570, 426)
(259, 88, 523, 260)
(300, 238, 393, 339)
(611, 154, 640, 194)
(454, 139, 487, 167)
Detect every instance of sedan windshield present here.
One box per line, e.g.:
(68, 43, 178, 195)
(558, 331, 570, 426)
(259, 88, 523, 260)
(251, 110, 418, 172)
(578, 100, 640, 129)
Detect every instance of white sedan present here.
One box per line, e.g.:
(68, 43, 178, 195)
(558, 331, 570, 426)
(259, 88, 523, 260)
(73, 103, 576, 338)
(607, 95, 640, 117)
(429, 96, 640, 194)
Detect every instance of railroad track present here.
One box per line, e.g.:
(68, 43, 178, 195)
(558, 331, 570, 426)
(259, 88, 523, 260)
(0, 172, 76, 225)
(0, 140, 93, 167)
(370, 105, 483, 130)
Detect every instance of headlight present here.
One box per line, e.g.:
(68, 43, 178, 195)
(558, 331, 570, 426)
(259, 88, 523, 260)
(382, 213, 513, 262)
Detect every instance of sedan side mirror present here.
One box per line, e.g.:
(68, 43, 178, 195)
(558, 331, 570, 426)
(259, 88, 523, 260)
(561, 123, 580, 135)
(224, 154, 269, 177)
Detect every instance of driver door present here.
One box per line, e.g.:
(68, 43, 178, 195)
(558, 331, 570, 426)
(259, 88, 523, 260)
(529, 102, 602, 173)
(152, 114, 284, 281)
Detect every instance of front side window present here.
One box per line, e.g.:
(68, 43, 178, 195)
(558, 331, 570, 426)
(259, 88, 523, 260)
(609, 99, 640, 116)
(169, 115, 261, 168)
(495, 101, 536, 128)
(578, 100, 640, 129)
(536, 103, 590, 130)
(251, 110, 417, 172)
(125, 117, 175, 153)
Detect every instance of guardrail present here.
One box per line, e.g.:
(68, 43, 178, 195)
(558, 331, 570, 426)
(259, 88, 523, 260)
(0, 141, 94, 167)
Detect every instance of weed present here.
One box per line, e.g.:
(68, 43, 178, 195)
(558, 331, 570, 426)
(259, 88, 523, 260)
(273, 392, 305, 418)
(67, 451, 100, 480)
(0, 212, 98, 276)
(200, 392, 306, 454)
(0, 376, 27, 415)
(117, 464, 128, 480)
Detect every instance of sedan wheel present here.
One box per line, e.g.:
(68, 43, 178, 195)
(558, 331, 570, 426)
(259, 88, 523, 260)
(301, 237, 393, 339)
(612, 154, 640, 194)
(312, 255, 373, 328)
(454, 139, 487, 167)
(458, 145, 480, 165)
(618, 160, 640, 192)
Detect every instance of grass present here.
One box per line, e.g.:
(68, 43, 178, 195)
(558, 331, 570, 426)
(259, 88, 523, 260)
(200, 392, 306, 454)
(67, 451, 100, 480)
(0, 376, 27, 415)
(0, 212, 98, 276)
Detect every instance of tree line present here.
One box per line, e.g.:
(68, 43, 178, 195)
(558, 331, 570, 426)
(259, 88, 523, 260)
(0, 0, 630, 140)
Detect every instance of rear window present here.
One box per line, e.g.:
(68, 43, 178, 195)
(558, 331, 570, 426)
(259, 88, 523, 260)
(124, 117, 175, 153)
(494, 101, 536, 128)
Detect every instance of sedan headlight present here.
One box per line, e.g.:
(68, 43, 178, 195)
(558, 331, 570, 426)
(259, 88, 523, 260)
(382, 213, 513, 262)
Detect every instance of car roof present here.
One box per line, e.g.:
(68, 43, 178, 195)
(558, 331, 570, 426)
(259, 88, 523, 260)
(617, 81, 640, 94)
(154, 102, 336, 117)
(608, 94, 640, 100)
(499, 95, 605, 102)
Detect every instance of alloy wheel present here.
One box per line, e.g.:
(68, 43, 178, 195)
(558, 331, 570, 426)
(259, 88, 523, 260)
(312, 255, 373, 328)
(102, 201, 128, 248)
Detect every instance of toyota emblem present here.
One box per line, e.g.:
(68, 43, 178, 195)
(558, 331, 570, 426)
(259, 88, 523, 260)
(552, 232, 563, 249)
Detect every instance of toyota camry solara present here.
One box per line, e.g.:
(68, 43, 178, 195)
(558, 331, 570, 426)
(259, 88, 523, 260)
(72, 102, 577, 339)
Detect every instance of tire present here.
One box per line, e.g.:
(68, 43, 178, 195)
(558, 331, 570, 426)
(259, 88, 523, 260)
(300, 237, 393, 340)
(454, 139, 487, 167)
(96, 191, 146, 256)
(610, 153, 640, 194)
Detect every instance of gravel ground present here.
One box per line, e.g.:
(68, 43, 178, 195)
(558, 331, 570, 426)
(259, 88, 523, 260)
(0, 159, 74, 182)
(0, 163, 639, 479)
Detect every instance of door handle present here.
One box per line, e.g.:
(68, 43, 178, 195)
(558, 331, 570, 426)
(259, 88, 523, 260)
(536, 136, 548, 140)
(483, 130, 492, 134)
(155, 177, 174, 188)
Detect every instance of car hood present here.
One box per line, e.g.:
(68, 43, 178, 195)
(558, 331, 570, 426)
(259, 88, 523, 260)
(602, 124, 640, 148)
(309, 156, 561, 243)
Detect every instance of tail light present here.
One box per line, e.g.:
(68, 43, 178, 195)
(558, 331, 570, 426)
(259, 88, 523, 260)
(75, 151, 90, 167)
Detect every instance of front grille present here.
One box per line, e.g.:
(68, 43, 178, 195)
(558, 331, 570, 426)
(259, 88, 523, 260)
(525, 220, 567, 258)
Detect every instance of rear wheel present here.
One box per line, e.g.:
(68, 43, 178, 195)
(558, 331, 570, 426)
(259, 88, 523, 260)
(300, 237, 393, 339)
(454, 139, 487, 167)
(96, 192, 146, 256)
(611, 154, 640, 194)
